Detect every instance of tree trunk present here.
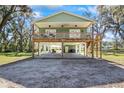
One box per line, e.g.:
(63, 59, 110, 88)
(19, 36, 23, 52)
(1, 32, 8, 52)
(28, 35, 32, 52)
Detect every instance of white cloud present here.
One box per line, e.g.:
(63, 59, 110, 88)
(33, 11, 43, 18)
(77, 7, 87, 11)
(77, 6, 98, 14)
(87, 6, 98, 14)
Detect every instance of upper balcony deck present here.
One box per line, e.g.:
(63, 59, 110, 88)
(32, 32, 92, 42)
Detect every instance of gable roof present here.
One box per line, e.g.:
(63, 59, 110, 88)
(34, 11, 95, 28)
(35, 11, 94, 23)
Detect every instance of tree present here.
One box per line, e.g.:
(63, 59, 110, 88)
(0, 5, 33, 52)
(97, 5, 124, 53)
(0, 6, 32, 32)
(97, 5, 124, 40)
(81, 6, 109, 39)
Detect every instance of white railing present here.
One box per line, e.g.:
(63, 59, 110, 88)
(33, 32, 91, 39)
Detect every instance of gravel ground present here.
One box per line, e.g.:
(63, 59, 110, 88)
(0, 58, 124, 88)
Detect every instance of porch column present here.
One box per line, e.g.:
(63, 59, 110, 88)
(75, 45, 78, 53)
(91, 25, 94, 58)
(43, 45, 45, 52)
(84, 43, 87, 56)
(48, 43, 50, 52)
(83, 44, 85, 56)
(49, 46, 52, 53)
(79, 44, 82, 54)
(39, 42, 42, 55)
(96, 42, 98, 58)
(61, 40, 64, 57)
(85, 42, 88, 56)
(38, 42, 40, 56)
(100, 36, 102, 59)
(44, 44, 47, 52)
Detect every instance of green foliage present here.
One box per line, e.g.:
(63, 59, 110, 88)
(0, 5, 33, 53)
(97, 5, 124, 40)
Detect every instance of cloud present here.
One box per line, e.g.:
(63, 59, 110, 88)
(87, 6, 98, 14)
(77, 6, 98, 14)
(33, 11, 43, 18)
(77, 7, 87, 11)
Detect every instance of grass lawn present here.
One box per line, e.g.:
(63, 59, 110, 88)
(103, 54, 124, 65)
(0, 52, 124, 66)
(0, 56, 31, 65)
(0, 52, 31, 65)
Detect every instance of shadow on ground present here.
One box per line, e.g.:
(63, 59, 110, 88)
(0, 58, 124, 88)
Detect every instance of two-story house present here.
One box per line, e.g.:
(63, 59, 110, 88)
(32, 11, 102, 58)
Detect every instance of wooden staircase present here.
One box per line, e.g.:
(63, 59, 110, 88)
(86, 34, 101, 57)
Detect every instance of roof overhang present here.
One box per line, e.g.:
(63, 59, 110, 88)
(35, 22, 94, 28)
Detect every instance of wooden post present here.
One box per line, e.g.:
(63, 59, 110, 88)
(84, 44, 85, 56)
(61, 40, 64, 57)
(79, 44, 81, 54)
(96, 42, 98, 58)
(32, 24, 34, 58)
(32, 41, 34, 58)
(86, 42, 88, 56)
(100, 36, 102, 59)
(83, 43, 85, 56)
(91, 25, 94, 58)
(38, 42, 40, 56)
(75, 44, 78, 53)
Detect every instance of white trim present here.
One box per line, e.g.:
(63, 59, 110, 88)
(35, 22, 92, 28)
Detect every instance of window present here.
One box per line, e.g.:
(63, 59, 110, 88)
(45, 29, 56, 38)
(69, 29, 80, 38)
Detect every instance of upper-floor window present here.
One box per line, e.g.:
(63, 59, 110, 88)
(45, 29, 56, 38)
(69, 29, 80, 38)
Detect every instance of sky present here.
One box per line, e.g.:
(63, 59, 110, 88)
(30, 5, 97, 18)
(30, 5, 114, 41)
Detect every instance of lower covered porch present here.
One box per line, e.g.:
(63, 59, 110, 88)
(34, 42, 88, 58)
(32, 40, 101, 58)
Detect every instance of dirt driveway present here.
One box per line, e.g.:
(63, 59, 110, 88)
(0, 58, 124, 88)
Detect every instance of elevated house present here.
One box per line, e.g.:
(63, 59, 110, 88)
(32, 11, 102, 58)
